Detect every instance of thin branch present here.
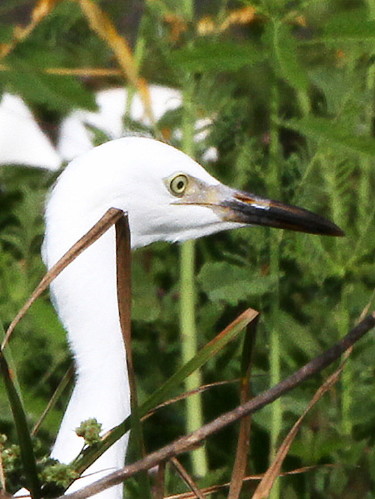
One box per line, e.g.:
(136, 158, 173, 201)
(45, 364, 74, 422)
(56, 312, 375, 499)
(152, 462, 165, 499)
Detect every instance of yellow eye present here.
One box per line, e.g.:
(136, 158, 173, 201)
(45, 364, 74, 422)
(169, 174, 188, 196)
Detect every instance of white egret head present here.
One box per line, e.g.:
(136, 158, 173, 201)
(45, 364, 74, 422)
(47, 136, 343, 255)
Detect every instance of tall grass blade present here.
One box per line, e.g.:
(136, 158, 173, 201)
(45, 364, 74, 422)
(31, 366, 74, 436)
(228, 315, 259, 498)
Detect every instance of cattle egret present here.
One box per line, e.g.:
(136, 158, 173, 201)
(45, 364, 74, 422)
(42, 136, 343, 498)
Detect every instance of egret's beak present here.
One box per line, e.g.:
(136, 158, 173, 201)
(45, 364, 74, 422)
(219, 189, 345, 236)
(176, 179, 344, 236)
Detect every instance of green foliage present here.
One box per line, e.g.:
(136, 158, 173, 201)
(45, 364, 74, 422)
(198, 261, 277, 306)
(266, 21, 309, 92)
(285, 116, 375, 156)
(2, 55, 96, 113)
(171, 40, 264, 72)
(0, 0, 375, 497)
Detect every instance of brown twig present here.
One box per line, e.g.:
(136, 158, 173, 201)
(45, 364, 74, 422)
(115, 214, 151, 496)
(115, 215, 145, 438)
(55, 312, 375, 499)
(164, 464, 335, 498)
(170, 458, 204, 499)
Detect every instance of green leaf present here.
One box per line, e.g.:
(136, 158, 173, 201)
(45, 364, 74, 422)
(278, 311, 321, 360)
(268, 22, 308, 91)
(131, 261, 161, 322)
(5, 69, 95, 113)
(171, 40, 264, 72)
(198, 262, 276, 306)
(283, 116, 375, 156)
(3, 50, 96, 112)
(0, 325, 41, 499)
(307, 9, 375, 43)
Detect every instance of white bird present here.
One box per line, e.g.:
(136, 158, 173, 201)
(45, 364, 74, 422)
(42, 136, 343, 499)
(0, 86, 214, 173)
(57, 86, 217, 164)
(0, 93, 61, 170)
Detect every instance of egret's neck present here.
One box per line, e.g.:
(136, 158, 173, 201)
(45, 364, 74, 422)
(44, 185, 130, 498)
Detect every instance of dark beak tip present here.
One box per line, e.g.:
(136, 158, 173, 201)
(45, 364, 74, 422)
(323, 222, 345, 237)
(226, 194, 346, 238)
(297, 221, 345, 237)
(335, 228, 346, 237)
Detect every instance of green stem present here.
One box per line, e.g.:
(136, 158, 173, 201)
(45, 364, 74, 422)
(297, 89, 310, 117)
(182, 0, 194, 20)
(340, 286, 351, 435)
(359, 4, 375, 229)
(179, 82, 208, 477)
(268, 83, 282, 499)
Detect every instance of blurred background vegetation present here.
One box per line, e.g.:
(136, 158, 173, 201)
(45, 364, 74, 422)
(0, 0, 375, 497)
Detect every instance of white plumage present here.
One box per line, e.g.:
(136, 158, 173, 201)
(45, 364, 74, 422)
(0, 93, 60, 170)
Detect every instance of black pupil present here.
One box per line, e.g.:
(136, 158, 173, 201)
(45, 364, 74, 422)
(177, 180, 184, 190)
